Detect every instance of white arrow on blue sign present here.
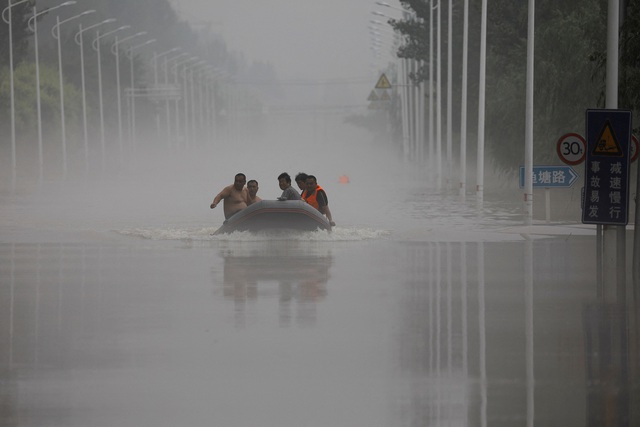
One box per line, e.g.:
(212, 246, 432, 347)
(519, 165, 579, 188)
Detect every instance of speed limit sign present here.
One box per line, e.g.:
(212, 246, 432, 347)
(556, 133, 586, 165)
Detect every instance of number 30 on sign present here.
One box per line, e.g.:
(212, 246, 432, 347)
(556, 133, 586, 165)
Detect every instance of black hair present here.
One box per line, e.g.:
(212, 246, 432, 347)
(295, 172, 308, 183)
(235, 173, 246, 180)
(278, 172, 291, 183)
(306, 175, 317, 183)
(247, 179, 258, 186)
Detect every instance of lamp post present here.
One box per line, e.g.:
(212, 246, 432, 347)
(151, 48, 180, 148)
(52, 9, 96, 177)
(27, 1, 76, 183)
(3, 0, 33, 188)
(127, 39, 156, 152)
(75, 18, 116, 174)
(92, 25, 130, 170)
(111, 31, 147, 161)
(172, 56, 199, 149)
(163, 52, 189, 148)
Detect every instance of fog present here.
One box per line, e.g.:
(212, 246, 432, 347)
(2, 1, 638, 426)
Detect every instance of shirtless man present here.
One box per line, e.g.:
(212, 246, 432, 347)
(246, 179, 262, 205)
(210, 173, 248, 219)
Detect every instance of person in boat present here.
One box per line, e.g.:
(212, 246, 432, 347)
(277, 172, 301, 201)
(295, 172, 308, 195)
(302, 175, 336, 226)
(210, 173, 248, 219)
(247, 179, 262, 205)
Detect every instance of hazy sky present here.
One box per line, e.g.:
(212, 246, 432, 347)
(169, 0, 401, 83)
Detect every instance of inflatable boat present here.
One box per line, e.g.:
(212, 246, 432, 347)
(212, 200, 332, 235)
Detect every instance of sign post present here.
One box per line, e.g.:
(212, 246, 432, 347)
(581, 110, 632, 226)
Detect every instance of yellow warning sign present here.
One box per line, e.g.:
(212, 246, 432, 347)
(593, 120, 623, 156)
(375, 73, 392, 89)
(367, 90, 379, 101)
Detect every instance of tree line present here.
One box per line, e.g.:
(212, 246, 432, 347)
(0, 0, 277, 178)
(385, 0, 639, 172)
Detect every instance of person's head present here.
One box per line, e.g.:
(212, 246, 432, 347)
(247, 179, 259, 196)
(305, 175, 318, 192)
(234, 173, 247, 191)
(295, 172, 308, 191)
(278, 172, 291, 190)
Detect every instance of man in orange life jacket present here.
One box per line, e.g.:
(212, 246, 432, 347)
(302, 175, 335, 226)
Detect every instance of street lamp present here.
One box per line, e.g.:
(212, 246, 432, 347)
(127, 39, 156, 152)
(150, 48, 181, 145)
(3, 0, 33, 188)
(172, 56, 199, 149)
(27, 0, 76, 183)
(75, 18, 116, 174)
(161, 52, 189, 148)
(92, 24, 130, 170)
(52, 8, 96, 177)
(111, 31, 147, 160)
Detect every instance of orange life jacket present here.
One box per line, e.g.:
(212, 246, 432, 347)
(303, 184, 324, 210)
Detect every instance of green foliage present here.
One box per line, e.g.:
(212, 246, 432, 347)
(388, 0, 610, 172)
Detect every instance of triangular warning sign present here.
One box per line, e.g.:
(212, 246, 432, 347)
(367, 90, 379, 101)
(375, 73, 392, 89)
(593, 120, 623, 156)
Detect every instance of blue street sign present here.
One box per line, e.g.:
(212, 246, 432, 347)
(519, 165, 579, 188)
(582, 109, 632, 225)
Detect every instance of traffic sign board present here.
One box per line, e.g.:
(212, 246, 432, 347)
(519, 165, 579, 188)
(375, 73, 392, 89)
(556, 133, 586, 165)
(582, 109, 632, 225)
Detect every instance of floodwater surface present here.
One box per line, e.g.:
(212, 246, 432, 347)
(0, 135, 638, 426)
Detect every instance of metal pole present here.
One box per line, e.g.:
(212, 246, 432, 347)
(78, 23, 89, 174)
(436, 0, 442, 190)
(446, 0, 453, 189)
(524, 0, 535, 225)
(429, 0, 434, 164)
(2, 0, 29, 188)
(459, 0, 469, 200)
(477, 0, 488, 208)
(605, 0, 625, 300)
(96, 33, 106, 170)
(55, 16, 67, 177)
(32, 6, 43, 183)
(28, 2, 77, 184)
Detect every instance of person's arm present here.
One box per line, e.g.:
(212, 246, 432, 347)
(317, 190, 335, 226)
(210, 186, 230, 209)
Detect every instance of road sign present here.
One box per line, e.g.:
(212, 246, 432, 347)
(582, 109, 632, 225)
(556, 133, 586, 165)
(375, 73, 392, 89)
(519, 165, 579, 188)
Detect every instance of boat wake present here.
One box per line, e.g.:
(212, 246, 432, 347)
(115, 226, 390, 242)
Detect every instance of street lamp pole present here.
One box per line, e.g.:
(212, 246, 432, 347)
(172, 56, 198, 149)
(92, 25, 130, 171)
(151, 48, 180, 144)
(52, 9, 96, 177)
(128, 39, 156, 152)
(2, 0, 32, 188)
(111, 31, 146, 163)
(27, 1, 76, 183)
(75, 18, 116, 174)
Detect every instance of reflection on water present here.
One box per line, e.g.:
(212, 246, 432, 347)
(1, 237, 639, 426)
(394, 239, 639, 427)
(215, 241, 332, 328)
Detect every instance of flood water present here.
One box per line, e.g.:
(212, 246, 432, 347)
(1, 125, 639, 426)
